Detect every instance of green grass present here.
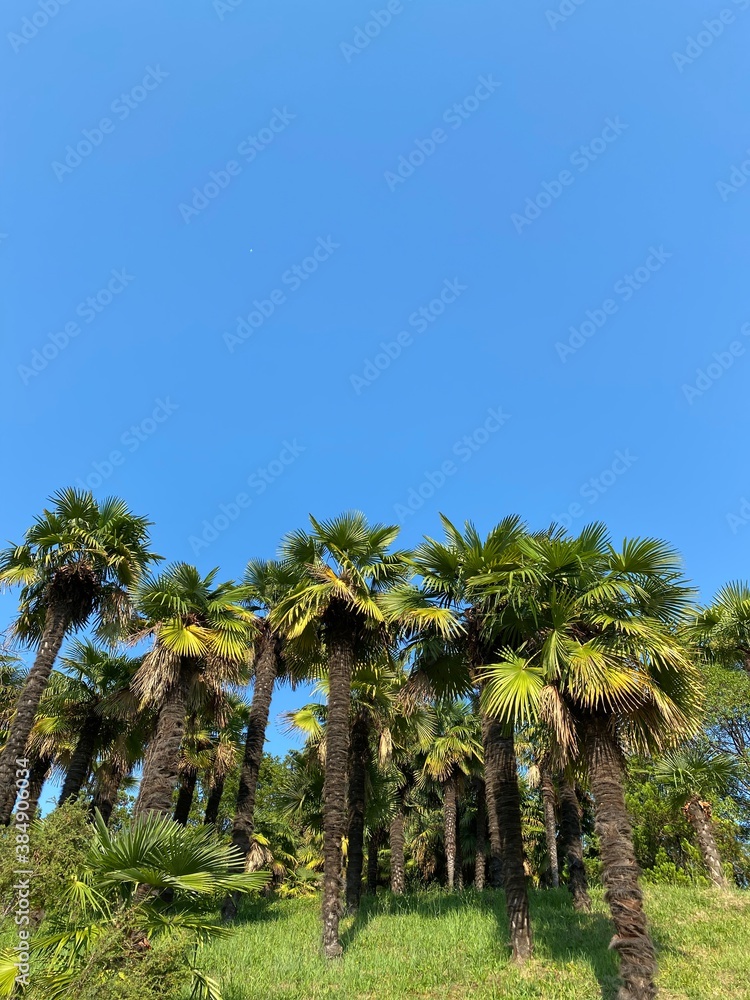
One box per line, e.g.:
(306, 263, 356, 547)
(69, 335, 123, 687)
(199, 887, 750, 1000)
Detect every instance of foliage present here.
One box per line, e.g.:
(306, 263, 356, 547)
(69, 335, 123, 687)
(0, 810, 268, 1000)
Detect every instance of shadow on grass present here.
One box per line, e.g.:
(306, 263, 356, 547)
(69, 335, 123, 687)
(225, 893, 286, 927)
(342, 888, 621, 1000)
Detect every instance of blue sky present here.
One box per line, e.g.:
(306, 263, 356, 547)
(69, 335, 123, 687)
(3, 0, 750, 797)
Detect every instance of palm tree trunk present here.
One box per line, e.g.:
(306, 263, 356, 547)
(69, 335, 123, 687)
(203, 775, 225, 827)
(390, 805, 405, 894)
(557, 773, 591, 911)
(58, 710, 102, 805)
(173, 769, 197, 825)
(684, 797, 729, 889)
(23, 754, 52, 820)
(0, 604, 69, 824)
(483, 715, 532, 961)
(584, 716, 657, 1000)
(222, 627, 278, 920)
(91, 761, 127, 826)
(345, 713, 369, 913)
(540, 763, 559, 888)
(321, 631, 353, 958)
(366, 827, 383, 894)
(444, 772, 458, 890)
(497, 730, 533, 962)
(133, 672, 188, 818)
(475, 779, 487, 890)
(480, 713, 504, 889)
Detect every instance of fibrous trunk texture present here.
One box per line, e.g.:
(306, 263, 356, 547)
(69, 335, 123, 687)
(684, 796, 729, 889)
(390, 806, 405, 894)
(444, 772, 458, 890)
(584, 716, 657, 1000)
(133, 672, 188, 818)
(497, 729, 533, 962)
(203, 775, 225, 827)
(321, 631, 353, 958)
(91, 761, 128, 826)
(0, 605, 69, 824)
(482, 714, 532, 961)
(173, 769, 197, 825)
(475, 779, 487, 890)
(540, 764, 560, 888)
(366, 827, 383, 894)
(222, 627, 278, 920)
(480, 712, 504, 889)
(345, 713, 369, 913)
(557, 774, 591, 910)
(24, 754, 52, 820)
(58, 709, 102, 805)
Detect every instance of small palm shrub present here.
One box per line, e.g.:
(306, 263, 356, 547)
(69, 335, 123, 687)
(0, 811, 268, 1000)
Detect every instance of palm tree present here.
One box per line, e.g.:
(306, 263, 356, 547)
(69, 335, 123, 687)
(0, 489, 157, 823)
(272, 512, 410, 958)
(202, 696, 248, 828)
(223, 560, 296, 920)
(131, 564, 255, 818)
(52, 641, 141, 805)
(481, 526, 702, 1000)
(418, 700, 482, 890)
(688, 581, 750, 673)
(653, 744, 737, 888)
(383, 515, 535, 961)
(556, 771, 591, 910)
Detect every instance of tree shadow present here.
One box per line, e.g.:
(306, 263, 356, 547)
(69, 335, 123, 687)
(528, 890, 620, 1000)
(224, 893, 285, 927)
(342, 888, 623, 999)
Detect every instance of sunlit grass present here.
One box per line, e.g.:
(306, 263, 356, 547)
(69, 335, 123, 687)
(197, 886, 750, 1000)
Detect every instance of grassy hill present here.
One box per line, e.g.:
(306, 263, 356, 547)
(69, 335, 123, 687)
(200, 887, 750, 1000)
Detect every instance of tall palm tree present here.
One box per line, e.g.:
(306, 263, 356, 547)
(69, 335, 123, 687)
(418, 700, 482, 890)
(0, 489, 157, 823)
(383, 515, 535, 961)
(272, 512, 410, 958)
(131, 563, 255, 818)
(653, 744, 737, 888)
(481, 526, 702, 1000)
(223, 560, 297, 920)
(52, 641, 141, 805)
(556, 771, 591, 910)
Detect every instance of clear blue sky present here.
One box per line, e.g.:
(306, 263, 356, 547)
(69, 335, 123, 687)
(3, 0, 750, 794)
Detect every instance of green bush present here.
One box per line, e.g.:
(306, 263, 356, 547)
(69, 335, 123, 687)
(0, 801, 92, 921)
